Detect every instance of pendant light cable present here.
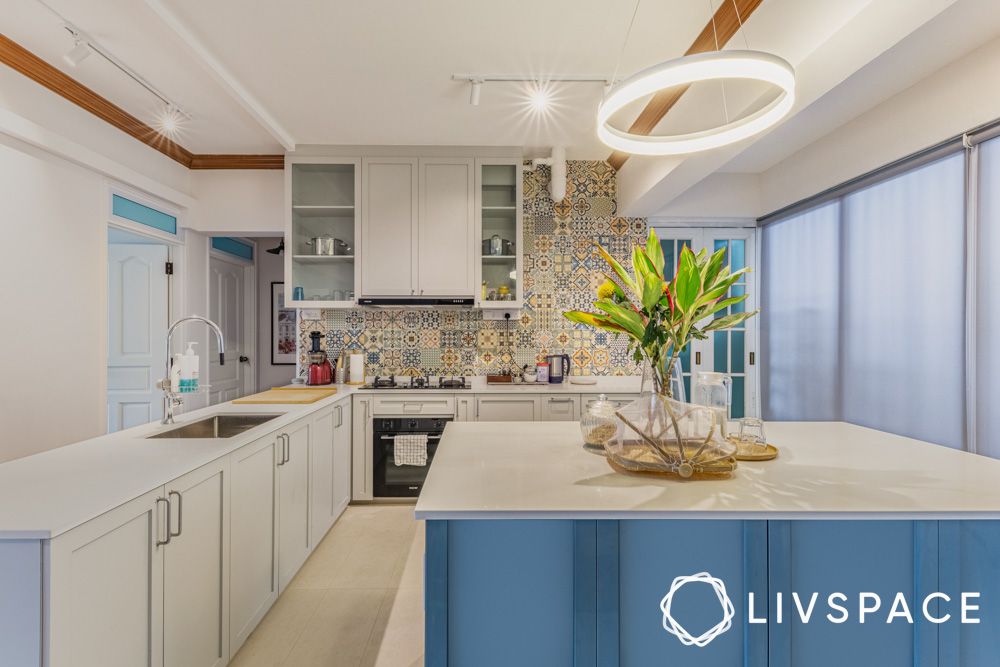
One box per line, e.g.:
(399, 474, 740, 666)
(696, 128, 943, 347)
(732, 0, 751, 49)
(611, 0, 642, 91)
(708, 0, 731, 124)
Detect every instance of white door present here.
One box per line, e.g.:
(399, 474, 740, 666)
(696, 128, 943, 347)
(361, 158, 418, 296)
(418, 157, 475, 295)
(209, 254, 249, 404)
(47, 487, 165, 667)
(654, 227, 759, 418)
(108, 243, 169, 431)
(162, 460, 230, 667)
(229, 434, 278, 653)
(277, 419, 311, 591)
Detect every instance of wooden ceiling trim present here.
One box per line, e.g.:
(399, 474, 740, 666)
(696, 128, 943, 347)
(0, 34, 284, 170)
(607, 0, 765, 170)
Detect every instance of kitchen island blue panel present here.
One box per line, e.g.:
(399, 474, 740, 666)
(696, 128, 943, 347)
(425, 519, 1000, 667)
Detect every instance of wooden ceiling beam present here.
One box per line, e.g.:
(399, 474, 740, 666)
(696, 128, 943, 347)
(607, 0, 766, 170)
(0, 33, 283, 170)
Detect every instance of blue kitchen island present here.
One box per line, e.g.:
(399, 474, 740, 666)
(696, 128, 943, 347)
(415, 421, 1000, 667)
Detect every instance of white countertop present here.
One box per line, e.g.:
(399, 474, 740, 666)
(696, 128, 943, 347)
(0, 386, 357, 539)
(415, 421, 1000, 520)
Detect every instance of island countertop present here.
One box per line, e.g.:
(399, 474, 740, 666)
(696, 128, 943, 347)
(414, 421, 1000, 520)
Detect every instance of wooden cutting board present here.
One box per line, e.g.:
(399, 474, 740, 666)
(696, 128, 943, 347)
(232, 387, 338, 404)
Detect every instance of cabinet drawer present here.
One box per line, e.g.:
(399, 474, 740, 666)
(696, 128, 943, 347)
(372, 394, 456, 416)
(541, 395, 581, 421)
(475, 396, 541, 421)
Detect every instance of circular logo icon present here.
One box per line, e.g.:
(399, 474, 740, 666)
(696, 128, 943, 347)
(659, 572, 735, 647)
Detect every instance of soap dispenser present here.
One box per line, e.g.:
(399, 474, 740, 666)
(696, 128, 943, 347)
(180, 342, 199, 393)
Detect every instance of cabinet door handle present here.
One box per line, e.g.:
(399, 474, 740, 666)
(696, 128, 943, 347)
(284, 434, 291, 464)
(156, 497, 171, 547)
(277, 434, 287, 466)
(168, 490, 183, 539)
(336, 405, 343, 428)
(548, 398, 574, 403)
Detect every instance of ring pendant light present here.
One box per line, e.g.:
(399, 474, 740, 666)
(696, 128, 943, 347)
(597, 0, 796, 156)
(597, 49, 795, 155)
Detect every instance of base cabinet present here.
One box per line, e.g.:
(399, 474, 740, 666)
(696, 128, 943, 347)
(47, 487, 165, 667)
(475, 395, 541, 421)
(540, 395, 581, 421)
(310, 402, 352, 545)
(163, 460, 230, 667)
(229, 434, 279, 653)
(353, 396, 374, 501)
(277, 419, 311, 591)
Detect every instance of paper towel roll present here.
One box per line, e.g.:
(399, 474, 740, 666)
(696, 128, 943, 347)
(349, 353, 365, 385)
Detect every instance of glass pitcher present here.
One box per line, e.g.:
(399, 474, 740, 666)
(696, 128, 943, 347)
(693, 371, 732, 437)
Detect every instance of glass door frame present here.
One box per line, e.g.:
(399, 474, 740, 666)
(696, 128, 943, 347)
(651, 224, 760, 418)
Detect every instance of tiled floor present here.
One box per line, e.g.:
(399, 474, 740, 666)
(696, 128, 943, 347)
(230, 505, 424, 667)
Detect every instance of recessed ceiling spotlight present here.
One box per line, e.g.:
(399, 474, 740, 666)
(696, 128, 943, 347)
(62, 38, 92, 67)
(528, 84, 551, 113)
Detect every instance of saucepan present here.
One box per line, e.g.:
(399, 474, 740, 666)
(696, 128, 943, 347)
(305, 236, 352, 256)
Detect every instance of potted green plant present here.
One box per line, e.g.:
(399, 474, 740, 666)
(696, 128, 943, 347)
(564, 229, 758, 478)
(564, 229, 756, 398)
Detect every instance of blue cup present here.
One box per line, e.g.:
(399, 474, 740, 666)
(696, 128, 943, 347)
(293, 286, 305, 301)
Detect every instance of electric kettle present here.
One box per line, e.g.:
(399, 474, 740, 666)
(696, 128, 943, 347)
(545, 354, 571, 384)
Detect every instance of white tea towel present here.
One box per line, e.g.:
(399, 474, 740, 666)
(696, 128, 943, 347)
(394, 434, 428, 467)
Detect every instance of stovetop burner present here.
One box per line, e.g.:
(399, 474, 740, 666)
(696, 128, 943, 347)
(364, 375, 470, 390)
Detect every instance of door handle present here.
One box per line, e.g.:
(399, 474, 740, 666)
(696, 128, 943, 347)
(695, 351, 702, 365)
(156, 497, 171, 547)
(239, 355, 250, 363)
(749, 352, 755, 366)
(168, 490, 183, 539)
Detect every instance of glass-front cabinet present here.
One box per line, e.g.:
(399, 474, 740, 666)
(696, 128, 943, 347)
(475, 158, 523, 308)
(284, 157, 360, 308)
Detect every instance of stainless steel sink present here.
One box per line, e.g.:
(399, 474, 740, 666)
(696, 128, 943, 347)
(148, 414, 281, 439)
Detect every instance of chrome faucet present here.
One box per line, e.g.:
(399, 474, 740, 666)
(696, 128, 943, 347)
(158, 316, 226, 424)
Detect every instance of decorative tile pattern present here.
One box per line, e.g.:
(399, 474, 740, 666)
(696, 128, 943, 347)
(299, 160, 646, 376)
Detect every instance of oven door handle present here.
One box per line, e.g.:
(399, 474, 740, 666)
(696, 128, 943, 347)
(378, 434, 442, 441)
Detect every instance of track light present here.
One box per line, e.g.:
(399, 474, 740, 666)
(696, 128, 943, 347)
(469, 80, 482, 106)
(62, 39, 91, 67)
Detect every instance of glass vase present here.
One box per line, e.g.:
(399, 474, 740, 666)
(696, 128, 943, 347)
(639, 356, 686, 403)
(606, 393, 737, 479)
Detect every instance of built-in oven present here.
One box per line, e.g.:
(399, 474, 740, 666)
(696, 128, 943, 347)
(372, 416, 450, 498)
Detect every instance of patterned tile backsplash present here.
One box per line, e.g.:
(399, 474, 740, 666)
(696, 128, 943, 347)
(298, 160, 647, 376)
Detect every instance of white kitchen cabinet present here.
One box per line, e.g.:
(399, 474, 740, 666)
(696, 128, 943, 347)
(583, 393, 640, 413)
(475, 395, 541, 421)
(353, 395, 374, 501)
(541, 395, 581, 422)
(47, 486, 165, 667)
(418, 157, 475, 295)
(229, 433, 278, 652)
(310, 400, 352, 545)
(285, 157, 360, 308)
(455, 395, 475, 422)
(277, 419, 312, 591)
(162, 459, 230, 667)
(362, 157, 419, 296)
(476, 158, 523, 307)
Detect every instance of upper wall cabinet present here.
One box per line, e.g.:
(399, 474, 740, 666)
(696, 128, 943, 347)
(476, 159, 523, 308)
(285, 157, 361, 308)
(362, 157, 477, 298)
(361, 158, 419, 296)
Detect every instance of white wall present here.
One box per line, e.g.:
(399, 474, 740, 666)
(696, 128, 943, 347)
(256, 238, 296, 390)
(0, 136, 106, 462)
(189, 170, 284, 234)
(760, 36, 1000, 214)
(653, 173, 761, 221)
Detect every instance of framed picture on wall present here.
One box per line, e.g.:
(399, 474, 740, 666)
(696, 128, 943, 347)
(271, 282, 296, 365)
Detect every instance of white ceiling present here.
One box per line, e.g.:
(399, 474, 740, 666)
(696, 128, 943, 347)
(4, 0, 999, 209)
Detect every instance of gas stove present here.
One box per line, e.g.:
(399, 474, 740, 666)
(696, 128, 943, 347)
(363, 375, 470, 390)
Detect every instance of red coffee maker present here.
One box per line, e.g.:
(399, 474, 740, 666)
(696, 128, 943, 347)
(307, 331, 333, 385)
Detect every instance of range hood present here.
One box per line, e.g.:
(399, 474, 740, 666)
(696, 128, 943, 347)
(357, 296, 475, 308)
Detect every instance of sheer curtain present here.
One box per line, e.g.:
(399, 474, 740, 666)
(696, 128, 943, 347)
(841, 154, 966, 449)
(978, 139, 1000, 457)
(761, 202, 841, 421)
(761, 154, 966, 449)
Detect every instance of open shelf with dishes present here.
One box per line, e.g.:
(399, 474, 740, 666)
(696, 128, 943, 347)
(476, 160, 523, 307)
(285, 159, 360, 308)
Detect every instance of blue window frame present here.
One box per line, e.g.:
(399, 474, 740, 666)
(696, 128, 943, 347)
(211, 237, 254, 261)
(111, 194, 177, 235)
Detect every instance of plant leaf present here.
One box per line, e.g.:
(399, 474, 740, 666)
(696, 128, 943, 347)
(642, 274, 664, 311)
(701, 311, 758, 332)
(595, 244, 637, 295)
(645, 229, 665, 276)
(674, 246, 700, 313)
(563, 310, 627, 333)
(593, 300, 646, 340)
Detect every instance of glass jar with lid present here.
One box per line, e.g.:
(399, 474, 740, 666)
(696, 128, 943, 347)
(581, 393, 620, 454)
